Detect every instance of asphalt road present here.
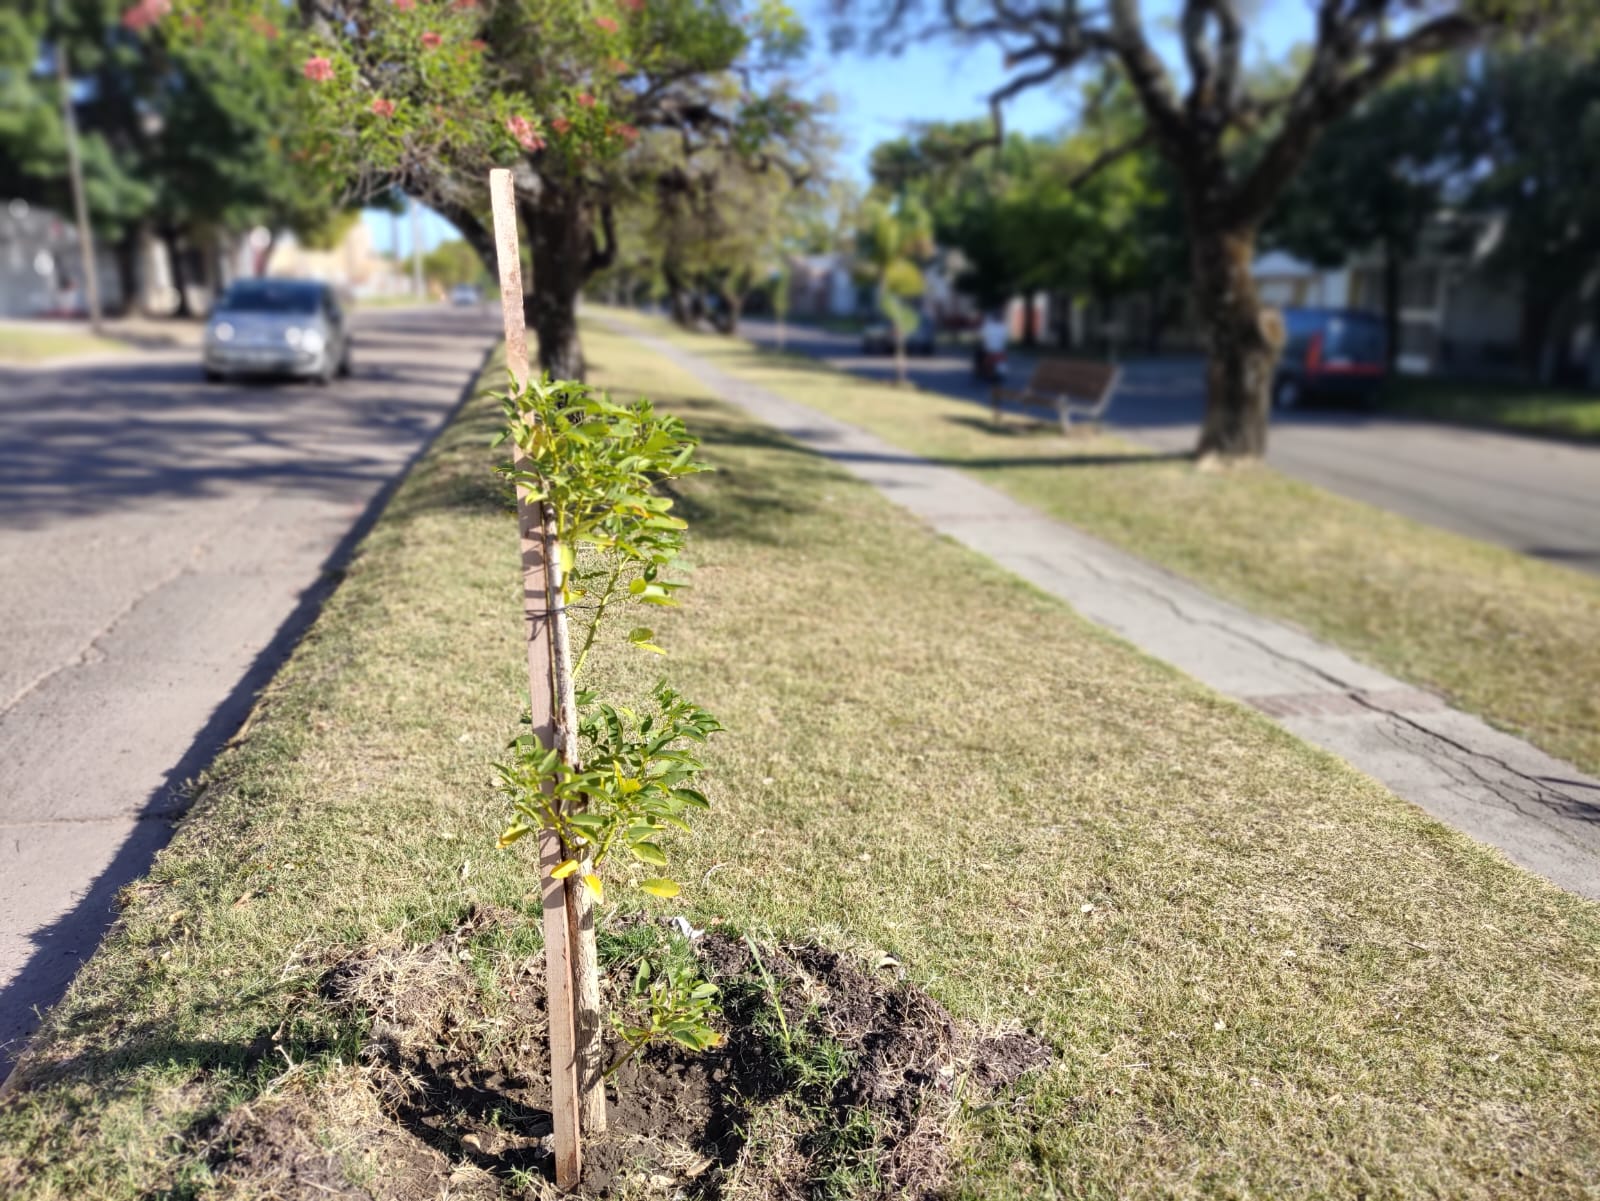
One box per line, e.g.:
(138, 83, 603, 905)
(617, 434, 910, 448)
(740, 318, 1600, 574)
(0, 304, 499, 1069)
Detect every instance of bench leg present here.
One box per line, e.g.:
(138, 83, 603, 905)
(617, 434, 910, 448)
(1057, 401, 1072, 435)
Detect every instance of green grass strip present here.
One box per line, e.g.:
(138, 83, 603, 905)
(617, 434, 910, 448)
(619, 312, 1600, 780)
(3, 326, 1598, 1200)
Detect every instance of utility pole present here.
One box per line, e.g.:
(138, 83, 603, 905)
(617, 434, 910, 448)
(409, 196, 424, 298)
(54, 7, 102, 332)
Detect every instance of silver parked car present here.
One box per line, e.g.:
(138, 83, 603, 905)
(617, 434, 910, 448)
(204, 279, 351, 383)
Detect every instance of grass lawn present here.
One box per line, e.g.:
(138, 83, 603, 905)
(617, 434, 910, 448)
(1380, 375, 1600, 441)
(0, 327, 131, 363)
(5, 321, 1600, 1199)
(614, 312, 1600, 780)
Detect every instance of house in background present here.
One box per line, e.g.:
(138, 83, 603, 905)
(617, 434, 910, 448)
(0, 199, 125, 318)
(1253, 216, 1569, 379)
(785, 253, 860, 318)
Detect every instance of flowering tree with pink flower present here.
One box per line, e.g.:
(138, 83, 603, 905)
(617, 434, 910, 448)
(167, 0, 814, 379)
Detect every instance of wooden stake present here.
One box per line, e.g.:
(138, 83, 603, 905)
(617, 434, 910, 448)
(488, 168, 582, 1190)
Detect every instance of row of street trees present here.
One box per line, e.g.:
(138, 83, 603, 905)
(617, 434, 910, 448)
(601, 122, 833, 333)
(6, 1, 824, 373)
(865, 93, 1182, 353)
(838, 0, 1598, 458)
(862, 45, 1600, 390)
(1, 1, 350, 315)
(170, 0, 822, 380)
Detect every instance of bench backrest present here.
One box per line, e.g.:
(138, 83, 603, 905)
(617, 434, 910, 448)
(1026, 357, 1119, 403)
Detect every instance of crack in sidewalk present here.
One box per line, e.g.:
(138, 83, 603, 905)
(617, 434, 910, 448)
(0, 492, 272, 721)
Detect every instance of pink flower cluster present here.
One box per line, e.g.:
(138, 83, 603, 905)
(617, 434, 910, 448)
(370, 98, 396, 118)
(577, 92, 597, 108)
(421, 30, 443, 49)
(454, 0, 480, 8)
(613, 123, 639, 143)
(506, 115, 546, 152)
(120, 0, 170, 32)
(594, 15, 619, 33)
(393, 0, 415, 9)
(551, 117, 571, 135)
(302, 56, 335, 83)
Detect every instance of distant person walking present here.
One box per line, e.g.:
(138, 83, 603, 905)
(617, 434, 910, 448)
(976, 309, 1009, 382)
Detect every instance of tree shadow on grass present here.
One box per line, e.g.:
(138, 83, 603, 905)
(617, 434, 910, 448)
(663, 400, 830, 548)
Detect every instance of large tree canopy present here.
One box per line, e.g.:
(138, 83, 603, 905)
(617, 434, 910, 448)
(1, 1, 343, 313)
(839, 0, 1595, 457)
(172, 0, 816, 377)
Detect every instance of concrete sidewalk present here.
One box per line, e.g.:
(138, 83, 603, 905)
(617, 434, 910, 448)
(610, 318, 1600, 901)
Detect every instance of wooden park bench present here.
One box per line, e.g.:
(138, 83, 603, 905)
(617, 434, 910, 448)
(990, 357, 1121, 433)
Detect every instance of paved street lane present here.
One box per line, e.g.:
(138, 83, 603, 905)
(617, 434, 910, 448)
(0, 304, 498, 1068)
(737, 317, 1600, 574)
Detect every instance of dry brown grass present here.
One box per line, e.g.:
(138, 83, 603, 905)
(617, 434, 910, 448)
(618, 311, 1600, 778)
(3, 326, 1599, 1200)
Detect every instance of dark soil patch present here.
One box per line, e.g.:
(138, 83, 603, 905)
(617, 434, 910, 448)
(207, 907, 1050, 1199)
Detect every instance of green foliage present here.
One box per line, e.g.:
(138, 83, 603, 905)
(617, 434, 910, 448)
(1458, 48, 1600, 370)
(857, 196, 932, 369)
(493, 376, 704, 621)
(0, 0, 342, 303)
(490, 374, 721, 904)
(496, 681, 723, 898)
(186, 0, 814, 216)
(420, 238, 487, 290)
(598, 113, 837, 332)
(871, 98, 1179, 313)
(606, 952, 724, 1077)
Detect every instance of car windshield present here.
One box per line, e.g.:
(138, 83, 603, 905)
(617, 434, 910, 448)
(1328, 319, 1385, 363)
(1282, 309, 1385, 364)
(218, 283, 322, 315)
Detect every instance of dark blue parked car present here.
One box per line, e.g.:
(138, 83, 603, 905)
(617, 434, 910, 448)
(1273, 308, 1388, 409)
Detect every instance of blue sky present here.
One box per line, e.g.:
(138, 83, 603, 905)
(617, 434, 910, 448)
(367, 0, 1313, 254)
(801, 0, 1312, 179)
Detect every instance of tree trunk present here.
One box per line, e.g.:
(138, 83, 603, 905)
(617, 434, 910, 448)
(663, 263, 692, 327)
(523, 192, 587, 381)
(1192, 224, 1278, 459)
(163, 228, 193, 318)
(256, 230, 279, 277)
(1057, 295, 1075, 350)
(1520, 285, 1561, 384)
(714, 284, 742, 335)
(112, 231, 139, 317)
(1022, 292, 1038, 347)
(893, 325, 907, 386)
(1382, 239, 1402, 371)
(1146, 284, 1166, 354)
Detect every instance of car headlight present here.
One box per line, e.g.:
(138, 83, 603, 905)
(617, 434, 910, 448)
(211, 321, 234, 343)
(300, 328, 325, 354)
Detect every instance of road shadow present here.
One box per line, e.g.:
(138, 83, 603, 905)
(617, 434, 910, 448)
(0, 320, 487, 530)
(0, 339, 495, 1079)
